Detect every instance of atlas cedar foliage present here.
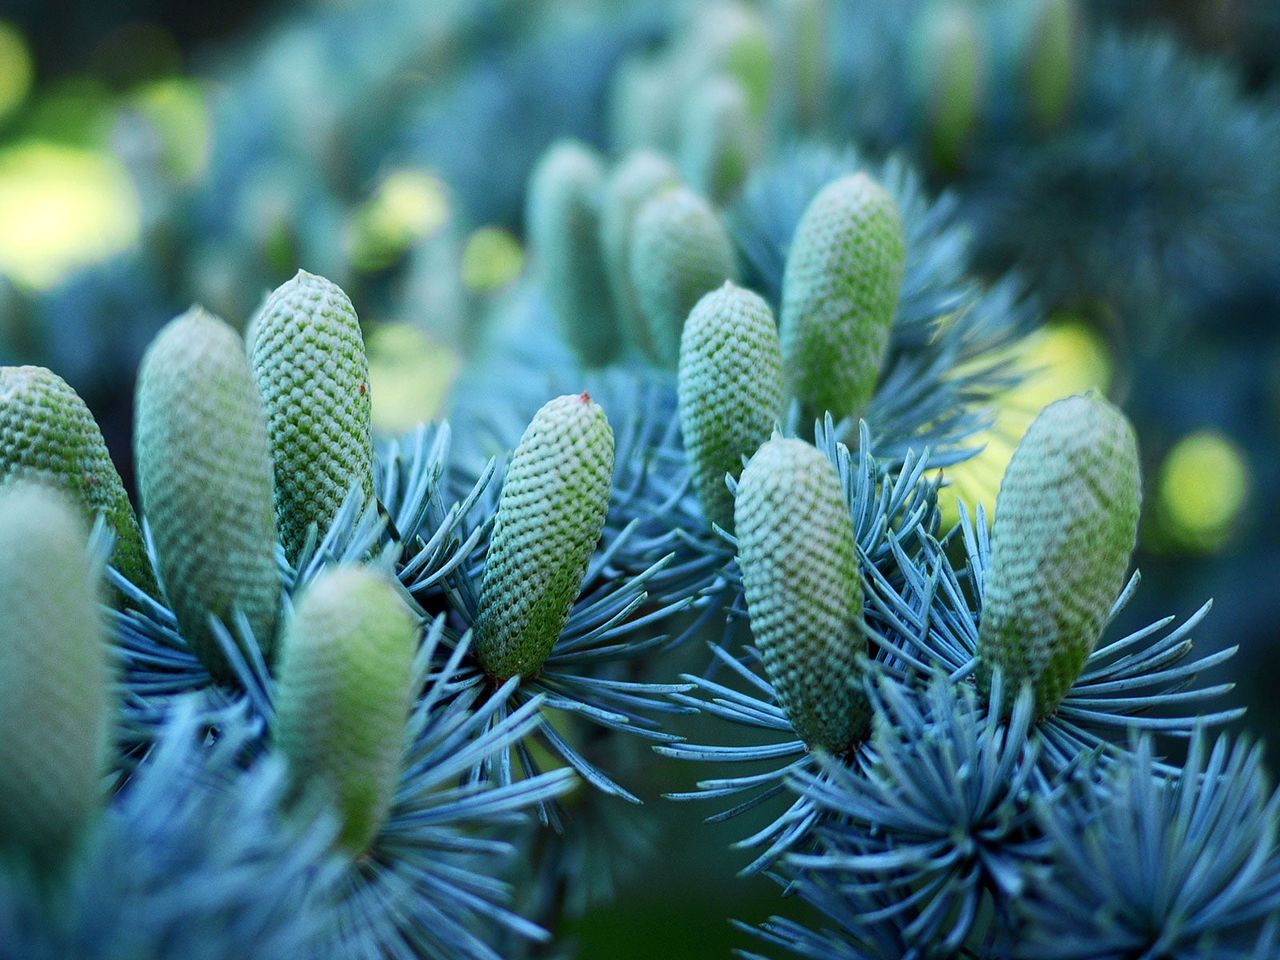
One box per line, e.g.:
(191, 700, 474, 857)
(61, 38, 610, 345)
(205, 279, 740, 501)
(0, 365, 155, 596)
(734, 437, 870, 754)
(134, 307, 280, 681)
(0, 484, 108, 872)
(475, 392, 615, 681)
(4, 3, 1279, 957)
(677, 281, 784, 531)
(779, 172, 905, 423)
(274, 566, 419, 853)
(251, 270, 375, 563)
(976, 393, 1142, 718)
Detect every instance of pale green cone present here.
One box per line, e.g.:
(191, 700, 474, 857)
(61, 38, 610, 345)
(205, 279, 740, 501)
(0, 365, 156, 597)
(678, 1, 774, 121)
(734, 437, 869, 754)
(779, 172, 905, 423)
(600, 151, 682, 360)
(607, 54, 682, 154)
(770, 0, 829, 132)
(976, 394, 1141, 719)
(274, 566, 419, 854)
(135, 307, 280, 682)
(1025, 0, 1080, 129)
(678, 74, 759, 207)
(251, 270, 374, 563)
(630, 186, 739, 369)
(526, 140, 620, 367)
(475, 393, 614, 681)
(678, 282, 784, 531)
(0, 483, 109, 871)
(913, 1, 985, 171)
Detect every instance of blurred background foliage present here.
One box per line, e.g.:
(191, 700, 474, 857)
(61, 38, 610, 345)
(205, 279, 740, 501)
(0, 0, 1278, 954)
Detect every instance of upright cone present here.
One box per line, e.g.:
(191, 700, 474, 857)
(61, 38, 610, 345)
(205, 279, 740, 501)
(526, 140, 619, 367)
(135, 307, 281, 681)
(630, 186, 738, 368)
(274, 566, 419, 854)
(913, 1, 985, 171)
(678, 74, 759, 206)
(600, 151, 682, 360)
(780, 172, 904, 423)
(0, 483, 109, 871)
(976, 394, 1141, 718)
(475, 393, 614, 681)
(1025, 0, 1080, 129)
(735, 437, 869, 753)
(251, 270, 374, 563)
(678, 282, 784, 530)
(0, 365, 155, 596)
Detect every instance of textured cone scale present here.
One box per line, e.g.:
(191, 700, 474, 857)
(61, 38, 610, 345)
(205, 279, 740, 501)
(0, 484, 108, 870)
(679, 74, 758, 206)
(914, 2, 984, 171)
(135, 307, 281, 682)
(780, 173, 905, 423)
(1025, 0, 1079, 129)
(976, 394, 1141, 719)
(630, 186, 739, 369)
(527, 140, 620, 367)
(600, 151, 682, 360)
(251, 270, 374, 563)
(677, 282, 784, 531)
(475, 393, 614, 681)
(0, 365, 155, 597)
(274, 566, 419, 854)
(734, 437, 870, 754)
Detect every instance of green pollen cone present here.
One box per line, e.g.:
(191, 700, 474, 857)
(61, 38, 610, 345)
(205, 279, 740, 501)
(779, 172, 905, 423)
(607, 54, 682, 155)
(771, 0, 829, 132)
(630, 185, 738, 369)
(251, 270, 374, 563)
(600, 150, 682, 360)
(913, 1, 985, 171)
(475, 393, 614, 681)
(679, 1, 774, 121)
(976, 393, 1142, 719)
(677, 282, 784, 531)
(1025, 0, 1080, 129)
(0, 483, 109, 872)
(274, 566, 419, 854)
(135, 306, 280, 682)
(735, 437, 870, 754)
(526, 139, 620, 367)
(0, 365, 155, 597)
(679, 74, 759, 207)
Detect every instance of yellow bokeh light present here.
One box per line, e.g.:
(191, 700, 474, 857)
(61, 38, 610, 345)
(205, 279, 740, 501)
(366, 323, 460, 431)
(460, 227, 523, 292)
(349, 168, 450, 272)
(378, 169, 449, 238)
(1156, 430, 1248, 553)
(0, 21, 32, 121)
(0, 141, 141, 289)
(940, 317, 1113, 525)
(128, 78, 211, 184)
